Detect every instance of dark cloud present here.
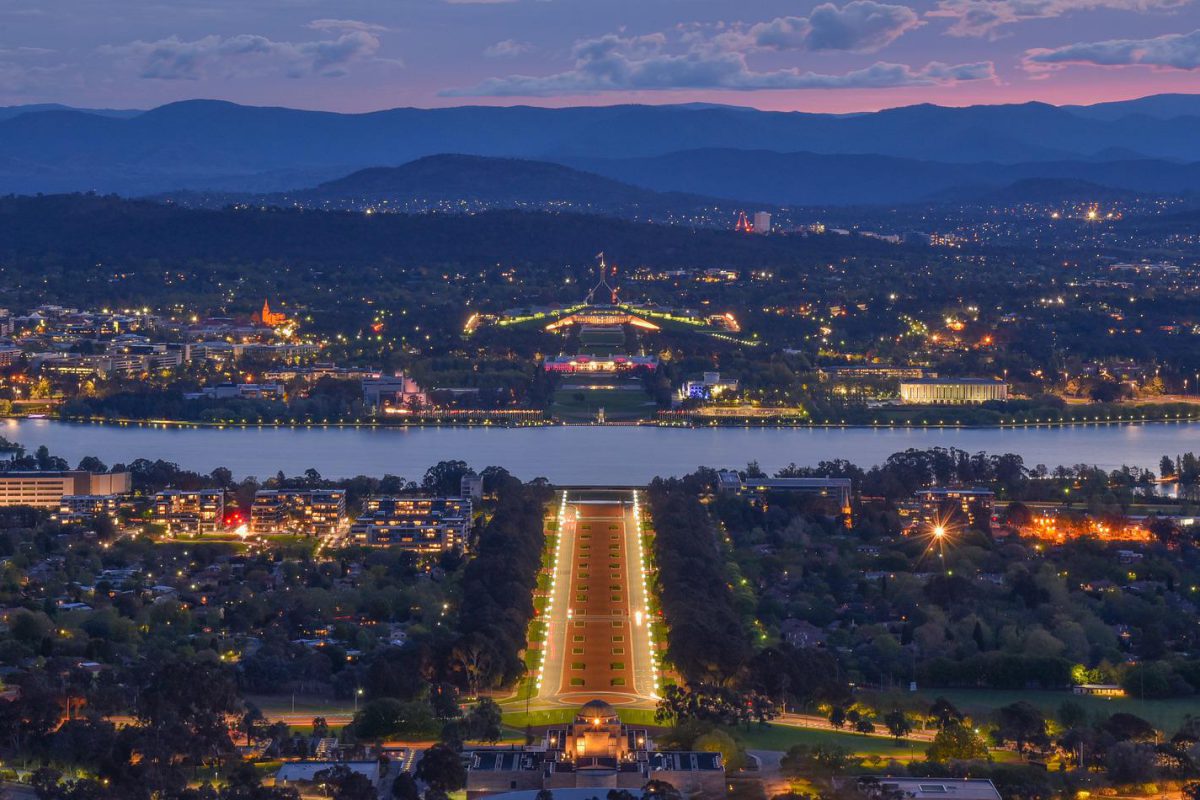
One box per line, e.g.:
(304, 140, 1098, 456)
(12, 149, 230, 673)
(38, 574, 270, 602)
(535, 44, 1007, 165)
(442, 31, 994, 96)
(101, 28, 387, 80)
(1025, 28, 1200, 69)
(929, 0, 1194, 37)
(746, 1, 922, 53)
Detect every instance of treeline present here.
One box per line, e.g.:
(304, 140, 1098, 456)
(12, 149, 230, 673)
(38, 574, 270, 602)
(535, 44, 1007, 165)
(648, 475, 753, 684)
(451, 473, 551, 692)
(0, 656, 299, 800)
(921, 653, 1074, 689)
(61, 379, 368, 424)
(798, 397, 1200, 429)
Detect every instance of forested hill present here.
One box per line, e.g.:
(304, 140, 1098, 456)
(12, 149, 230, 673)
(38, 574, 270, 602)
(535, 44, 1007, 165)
(0, 193, 892, 307)
(159, 153, 750, 218)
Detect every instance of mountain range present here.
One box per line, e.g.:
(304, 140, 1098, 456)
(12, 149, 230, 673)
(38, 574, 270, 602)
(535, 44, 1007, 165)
(0, 95, 1197, 203)
(161, 151, 1200, 212)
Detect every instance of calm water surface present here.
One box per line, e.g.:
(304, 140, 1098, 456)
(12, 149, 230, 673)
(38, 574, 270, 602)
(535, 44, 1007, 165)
(5, 419, 1200, 483)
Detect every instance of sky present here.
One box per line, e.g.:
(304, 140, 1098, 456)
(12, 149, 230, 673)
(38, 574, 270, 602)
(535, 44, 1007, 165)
(1, 0, 1198, 113)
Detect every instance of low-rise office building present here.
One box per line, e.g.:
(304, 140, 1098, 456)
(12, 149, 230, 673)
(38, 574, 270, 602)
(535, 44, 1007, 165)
(57, 494, 123, 523)
(0, 471, 130, 509)
(152, 490, 225, 535)
(250, 489, 347, 535)
(350, 496, 471, 551)
(911, 487, 995, 531)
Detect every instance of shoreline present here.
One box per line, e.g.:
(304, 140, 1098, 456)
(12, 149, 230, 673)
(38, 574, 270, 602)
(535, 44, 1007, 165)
(7, 411, 1200, 432)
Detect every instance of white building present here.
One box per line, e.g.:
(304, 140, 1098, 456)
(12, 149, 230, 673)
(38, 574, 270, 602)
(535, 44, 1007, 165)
(899, 378, 1008, 405)
(753, 211, 772, 234)
(362, 374, 427, 411)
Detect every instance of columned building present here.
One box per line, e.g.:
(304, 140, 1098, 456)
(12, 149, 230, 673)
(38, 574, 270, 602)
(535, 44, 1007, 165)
(466, 700, 723, 799)
(899, 378, 1008, 405)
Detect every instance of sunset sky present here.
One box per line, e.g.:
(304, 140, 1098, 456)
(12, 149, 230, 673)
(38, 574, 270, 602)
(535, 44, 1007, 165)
(2, 0, 1198, 113)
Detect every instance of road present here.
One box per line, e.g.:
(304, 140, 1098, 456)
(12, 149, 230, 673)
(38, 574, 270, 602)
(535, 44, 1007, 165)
(535, 489, 657, 709)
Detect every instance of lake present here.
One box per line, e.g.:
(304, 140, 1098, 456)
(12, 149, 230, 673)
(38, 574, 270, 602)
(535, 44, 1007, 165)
(4, 419, 1199, 483)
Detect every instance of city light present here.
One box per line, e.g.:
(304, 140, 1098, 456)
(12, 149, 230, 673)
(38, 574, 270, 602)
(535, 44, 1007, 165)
(536, 491, 570, 692)
(631, 490, 659, 697)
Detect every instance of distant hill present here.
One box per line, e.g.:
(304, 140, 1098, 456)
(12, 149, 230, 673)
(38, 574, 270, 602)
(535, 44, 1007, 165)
(564, 149, 1200, 206)
(929, 178, 1143, 205)
(0, 104, 141, 122)
(158, 150, 1200, 214)
(0, 95, 1197, 196)
(983, 178, 1141, 204)
(1065, 94, 1200, 121)
(169, 154, 747, 218)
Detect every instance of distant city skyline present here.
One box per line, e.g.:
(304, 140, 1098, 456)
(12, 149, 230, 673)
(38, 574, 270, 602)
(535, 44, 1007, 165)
(1, 0, 1198, 113)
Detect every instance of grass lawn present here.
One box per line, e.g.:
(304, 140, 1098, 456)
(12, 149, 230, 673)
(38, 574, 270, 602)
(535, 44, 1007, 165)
(550, 386, 656, 422)
(502, 707, 659, 729)
(729, 724, 1021, 763)
(914, 688, 1200, 733)
(733, 725, 925, 757)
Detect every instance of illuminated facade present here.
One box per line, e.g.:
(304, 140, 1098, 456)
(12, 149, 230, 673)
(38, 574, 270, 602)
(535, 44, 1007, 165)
(250, 489, 347, 535)
(258, 299, 289, 328)
(362, 374, 428, 411)
(57, 494, 122, 523)
(350, 496, 472, 551)
(0, 471, 130, 509)
(899, 378, 1008, 404)
(465, 700, 723, 798)
(152, 490, 225, 535)
(915, 488, 994, 530)
(542, 354, 658, 373)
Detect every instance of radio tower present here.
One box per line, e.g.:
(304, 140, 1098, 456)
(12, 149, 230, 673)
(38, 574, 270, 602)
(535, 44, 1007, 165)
(735, 211, 753, 233)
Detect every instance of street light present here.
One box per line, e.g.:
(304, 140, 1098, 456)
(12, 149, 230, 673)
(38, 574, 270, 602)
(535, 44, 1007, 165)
(355, 687, 363, 712)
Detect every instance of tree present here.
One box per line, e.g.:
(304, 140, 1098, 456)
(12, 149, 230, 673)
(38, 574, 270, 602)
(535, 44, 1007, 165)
(994, 702, 1049, 755)
(883, 709, 912, 741)
(927, 697, 963, 729)
(694, 729, 745, 771)
(1057, 700, 1087, 730)
(1161, 456, 1177, 479)
(926, 723, 989, 762)
(829, 705, 847, 729)
(314, 765, 377, 800)
(464, 698, 502, 743)
(642, 780, 683, 800)
(392, 774, 420, 800)
(354, 698, 438, 740)
(781, 745, 855, 779)
(422, 461, 471, 496)
(77, 456, 108, 473)
(416, 743, 467, 794)
(1102, 712, 1157, 742)
(854, 717, 875, 735)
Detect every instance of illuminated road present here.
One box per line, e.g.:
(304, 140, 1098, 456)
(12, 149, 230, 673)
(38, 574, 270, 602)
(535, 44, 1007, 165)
(535, 489, 658, 708)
